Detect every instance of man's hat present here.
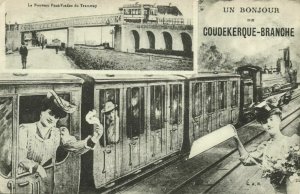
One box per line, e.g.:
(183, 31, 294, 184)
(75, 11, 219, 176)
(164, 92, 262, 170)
(254, 93, 284, 123)
(101, 101, 117, 113)
(47, 90, 77, 113)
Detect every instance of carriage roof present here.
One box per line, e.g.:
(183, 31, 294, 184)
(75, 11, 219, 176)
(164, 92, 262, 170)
(0, 73, 83, 85)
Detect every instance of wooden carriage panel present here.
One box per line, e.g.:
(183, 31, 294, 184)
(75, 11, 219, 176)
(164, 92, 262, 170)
(0, 95, 16, 194)
(229, 79, 240, 124)
(52, 86, 82, 194)
(147, 83, 168, 162)
(189, 81, 205, 145)
(166, 83, 184, 154)
(93, 86, 123, 188)
(203, 81, 218, 133)
(122, 84, 148, 175)
(217, 80, 228, 128)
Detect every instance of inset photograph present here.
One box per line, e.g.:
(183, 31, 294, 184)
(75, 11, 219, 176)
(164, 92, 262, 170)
(5, 0, 193, 71)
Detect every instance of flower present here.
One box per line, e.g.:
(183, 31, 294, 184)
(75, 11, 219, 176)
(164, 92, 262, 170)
(261, 144, 300, 187)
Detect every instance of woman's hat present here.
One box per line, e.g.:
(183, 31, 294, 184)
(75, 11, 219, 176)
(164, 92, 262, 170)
(47, 90, 77, 113)
(254, 93, 284, 123)
(101, 101, 117, 113)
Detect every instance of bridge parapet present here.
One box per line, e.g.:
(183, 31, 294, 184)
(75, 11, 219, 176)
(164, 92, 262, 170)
(19, 14, 123, 32)
(122, 23, 193, 31)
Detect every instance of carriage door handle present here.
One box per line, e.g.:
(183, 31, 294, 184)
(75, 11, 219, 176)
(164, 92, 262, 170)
(17, 181, 29, 187)
(129, 137, 139, 166)
(7, 180, 14, 194)
(152, 134, 156, 157)
(102, 151, 106, 174)
(170, 128, 177, 150)
(219, 112, 223, 127)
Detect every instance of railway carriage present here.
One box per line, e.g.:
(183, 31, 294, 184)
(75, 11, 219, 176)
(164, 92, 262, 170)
(186, 74, 240, 146)
(79, 74, 186, 189)
(0, 71, 271, 193)
(0, 73, 83, 194)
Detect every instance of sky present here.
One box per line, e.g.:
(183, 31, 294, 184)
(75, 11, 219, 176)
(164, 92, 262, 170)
(4, 0, 194, 45)
(5, 0, 194, 24)
(198, 0, 300, 64)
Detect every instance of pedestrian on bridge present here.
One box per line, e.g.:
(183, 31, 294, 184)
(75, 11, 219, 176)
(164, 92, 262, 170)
(19, 42, 28, 69)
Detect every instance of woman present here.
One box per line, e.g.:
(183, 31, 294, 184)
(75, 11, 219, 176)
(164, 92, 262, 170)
(18, 90, 103, 179)
(234, 95, 300, 193)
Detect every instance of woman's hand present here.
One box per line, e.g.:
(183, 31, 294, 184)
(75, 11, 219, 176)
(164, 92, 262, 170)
(233, 135, 248, 157)
(36, 165, 47, 179)
(86, 110, 103, 142)
(86, 110, 101, 126)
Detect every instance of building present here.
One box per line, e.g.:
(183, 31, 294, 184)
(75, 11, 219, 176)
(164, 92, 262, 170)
(119, 3, 186, 25)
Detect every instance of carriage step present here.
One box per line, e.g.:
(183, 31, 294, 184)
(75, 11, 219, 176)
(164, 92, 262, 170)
(154, 160, 163, 165)
(133, 169, 142, 174)
(104, 182, 115, 188)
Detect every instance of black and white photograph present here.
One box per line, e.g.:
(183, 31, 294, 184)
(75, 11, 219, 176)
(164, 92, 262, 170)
(1, 0, 300, 194)
(4, 0, 193, 71)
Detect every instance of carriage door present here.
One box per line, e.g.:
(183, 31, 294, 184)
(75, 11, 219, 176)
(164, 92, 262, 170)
(148, 84, 167, 162)
(217, 81, 227, 128)
(123, 85, 147, 174)
(230, 80, 239, 124)
(93, 86, 122, 188)
(204, 82, 217, 133)
(16, 92, 77, 194)
(167, 84, 184, 154)
(190, 82, 204, 145)
(0, 95, 16, 194)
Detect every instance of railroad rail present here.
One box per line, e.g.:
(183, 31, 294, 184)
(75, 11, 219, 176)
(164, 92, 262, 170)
(114, 88, 300, 194)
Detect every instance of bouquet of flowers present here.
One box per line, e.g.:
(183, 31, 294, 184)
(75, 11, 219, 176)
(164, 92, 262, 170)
(262, 145, 300, 188)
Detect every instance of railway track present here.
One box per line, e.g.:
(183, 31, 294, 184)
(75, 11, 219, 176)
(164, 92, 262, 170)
(168, 90, 300, 194)
(115, 88, 300, 194)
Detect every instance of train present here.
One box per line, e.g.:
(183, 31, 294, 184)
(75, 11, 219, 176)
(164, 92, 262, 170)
(237, 47, 297, 122)
(0, 66, 296, 194)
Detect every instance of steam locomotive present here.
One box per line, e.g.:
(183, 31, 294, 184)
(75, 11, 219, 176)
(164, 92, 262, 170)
(237, 47, 297, 122)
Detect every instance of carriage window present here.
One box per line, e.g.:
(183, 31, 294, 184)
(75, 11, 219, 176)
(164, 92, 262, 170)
(256, 72, 261, 85)
(218, 81, 227, 110)
(206, 82, 215, 113)
(126, 87, 145, 138)
(192, 83, 202, 117)
(231, 81, 238, 107)
(150, 85, 165, 131)
(18, 94, 70, 175)
(99, 89, 120, 146)
(243, 85, 254, 109)
(170, 84, 182, 125)
(0, 97, 13, 178)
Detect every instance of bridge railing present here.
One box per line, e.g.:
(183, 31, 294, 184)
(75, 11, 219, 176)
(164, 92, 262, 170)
(19, 14, 123, 32)
(18, 15, 192, 32)
(157, 17, 193, 25)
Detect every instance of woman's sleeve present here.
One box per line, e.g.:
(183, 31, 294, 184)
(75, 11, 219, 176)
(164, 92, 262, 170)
(60, 127, 96, 155)
(18, 125, 39, 173)
(239, 142, 266, 166)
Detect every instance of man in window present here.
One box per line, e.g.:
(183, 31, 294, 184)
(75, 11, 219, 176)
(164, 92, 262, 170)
(18, 90, 103, 179)
(101, 101, 120, 144)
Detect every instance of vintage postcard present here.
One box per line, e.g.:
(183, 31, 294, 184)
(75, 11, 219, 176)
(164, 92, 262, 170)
(0, 0, 300, 194)
(4, 0, 194, 71)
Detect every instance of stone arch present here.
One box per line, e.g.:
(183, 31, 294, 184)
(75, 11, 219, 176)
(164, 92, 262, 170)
(163, 31, 172, 50)
(131, 30, 140, 50)
(181, 32, 192, 53)
(146, 31, 155, 49)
